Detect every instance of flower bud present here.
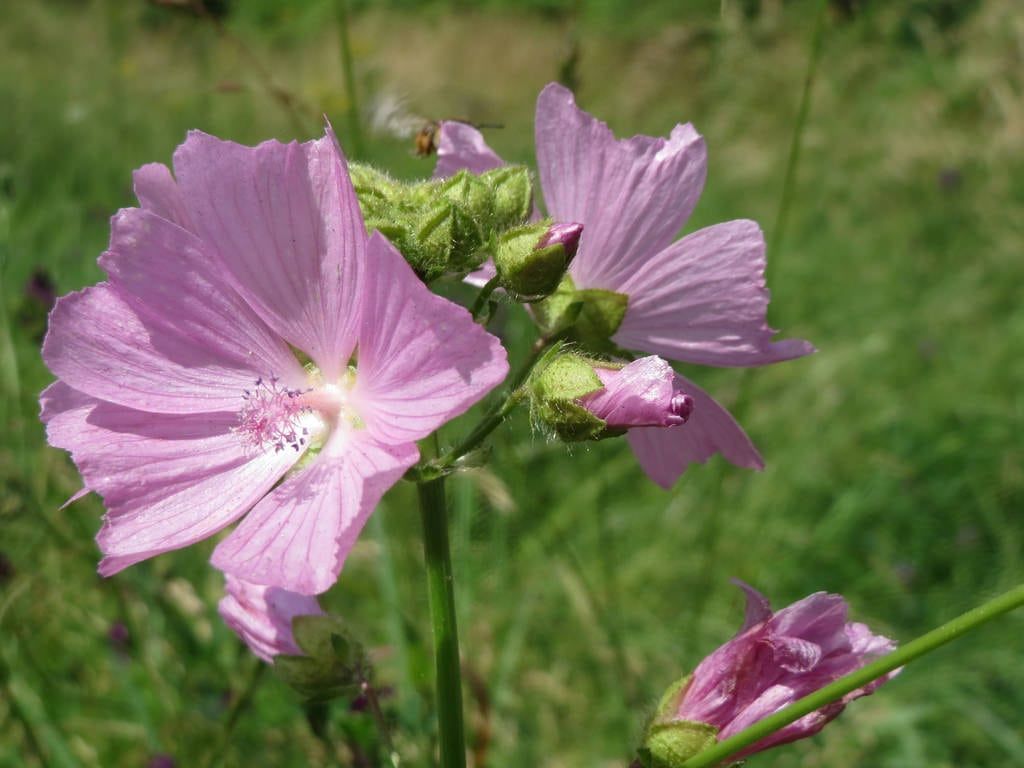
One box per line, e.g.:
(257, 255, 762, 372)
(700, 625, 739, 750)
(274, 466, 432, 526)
(639, 581, 899, 766)
(529, 352, 691, 442)
(481, 166, 534, 230)
(218, 575, 323, 663)
(493, 221, 582, 301)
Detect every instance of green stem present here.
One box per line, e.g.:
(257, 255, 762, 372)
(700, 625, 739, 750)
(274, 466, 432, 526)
(680, 583, 1024, 768)
(470, 275, 501, 321)
(766, 0, 827, 281)
(335, 0, 363, 157)
(418, 470, 467, 768)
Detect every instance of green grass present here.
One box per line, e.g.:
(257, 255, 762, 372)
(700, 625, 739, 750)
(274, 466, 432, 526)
(2, 0, 1023, 766)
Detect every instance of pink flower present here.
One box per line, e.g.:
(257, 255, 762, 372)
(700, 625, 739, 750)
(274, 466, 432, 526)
(580, 357, 693, 430)
(672, 581, 899, 760)
(435, 84, 814, 487)
(40, 126, 508, 594)
(219, 575, 323, 663)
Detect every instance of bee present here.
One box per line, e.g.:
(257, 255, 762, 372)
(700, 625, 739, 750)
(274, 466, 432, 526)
(414, 119, 504, 157)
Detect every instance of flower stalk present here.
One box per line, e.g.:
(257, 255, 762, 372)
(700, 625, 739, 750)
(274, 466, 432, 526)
(418, 469, 467, 768)
(678, 582, 1024, 768)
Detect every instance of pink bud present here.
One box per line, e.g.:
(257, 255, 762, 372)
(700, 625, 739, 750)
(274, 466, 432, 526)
(218, 575, 324, 663)
(536, 221, 583, 264)
(579, 356, 693, 429)
(672, 581, 899, 760)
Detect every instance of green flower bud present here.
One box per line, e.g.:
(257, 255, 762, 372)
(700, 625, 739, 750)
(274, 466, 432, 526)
(273, 614, 365, 703)
(482, 166, 534, 230)
(493, 221, 582, 301)
(528, 350, 621, 442)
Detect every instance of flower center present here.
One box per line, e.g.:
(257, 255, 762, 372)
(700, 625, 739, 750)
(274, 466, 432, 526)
(234, 369, 361, 455)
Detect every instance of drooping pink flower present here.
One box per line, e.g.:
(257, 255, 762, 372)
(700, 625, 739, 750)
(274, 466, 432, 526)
(219, 574, 323, 663)
(579, 357, 693, 430)
(435, 84, 814, 487)
(672, 581, 899, 760)
(41, 126, 508, 595)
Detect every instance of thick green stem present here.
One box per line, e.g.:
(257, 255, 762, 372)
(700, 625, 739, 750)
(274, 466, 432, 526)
(418, 473, 467, 768)
(679, 583, 1024, 768)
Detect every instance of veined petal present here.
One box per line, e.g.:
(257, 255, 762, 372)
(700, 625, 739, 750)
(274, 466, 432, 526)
(42, 283, 289, 414)
(626, 373, 762, 488)
(352, 233, 509, 445)
(535, 82, 707, 292)
(100, 207, 305, 389)
(133, 162, 192, 230)
(174, 126, 364, 380)
(40, 382, 300, 576)
(614, 220, 815, 367)
(433, 121, 505, 179)
(212, 431, 419, 595)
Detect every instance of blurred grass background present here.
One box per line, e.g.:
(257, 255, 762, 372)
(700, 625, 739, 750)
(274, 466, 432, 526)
(2, 0, 1023, 765)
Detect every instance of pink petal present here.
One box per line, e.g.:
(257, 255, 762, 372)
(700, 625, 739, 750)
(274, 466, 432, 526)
(173, 126, 364, 380)
(132, 163, 192, 230)
(351, 233, 509, 445)
(433, 121, 505, 179)
(41, 382, 300, 576)
(42, 283, 295, 414)
(218, 575, 322, 663)
(100, 206, 304, 389)
(732, 579, 773, 633)
(581, 357, 692, 428)
(535, 82, 707, 292)
(770, 593, 850, 655)
(614, 220, 815, 367)
(626, 373, 762, 488)
(211, 431, 419, 595)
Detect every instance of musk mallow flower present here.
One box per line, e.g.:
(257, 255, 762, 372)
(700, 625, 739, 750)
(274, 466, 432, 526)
(219, 574, 323, 663)
(435, 83, 814, 488)
(641, 581, 898, 766)
(40, 126, 508, 595)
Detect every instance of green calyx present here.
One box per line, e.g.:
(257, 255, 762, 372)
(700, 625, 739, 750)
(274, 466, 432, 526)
(350, 162, 534, 282)
(527, 349, 626, 442)
(273, 614, 366, 703)
(635, 674, 721, 768)
(638, 721, 720, 768)
(533, 275, 630, 353)
(493, 221, 573, 301)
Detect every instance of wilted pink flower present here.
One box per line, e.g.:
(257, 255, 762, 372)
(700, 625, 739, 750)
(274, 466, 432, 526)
(436, 84, 814, 487)
(219, 574, 322, 663)
(580, 357, 693, 430)
(672, 581, 898, 760)
(41, 126, 508, 594)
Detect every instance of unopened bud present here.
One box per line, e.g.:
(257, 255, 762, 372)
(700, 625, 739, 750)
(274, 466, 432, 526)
(482, 166, 534, 229)
(529, 352, 691, 442)
(494, 221, 582, 301)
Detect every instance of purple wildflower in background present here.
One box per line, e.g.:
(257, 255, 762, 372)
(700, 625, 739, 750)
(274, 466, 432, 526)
(672, 581, 898, 760)
(218, 575, 323, 663)
(40, 126, 508, 595)
(436, 83, 814, 487)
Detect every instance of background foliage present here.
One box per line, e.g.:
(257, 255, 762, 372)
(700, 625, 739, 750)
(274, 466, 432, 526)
(1, 0, 1022, 765)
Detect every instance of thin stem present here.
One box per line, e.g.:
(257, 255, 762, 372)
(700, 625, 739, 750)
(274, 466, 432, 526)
(418, 446, 467, 768)
(335, 0, 364, 156)
(767, 0, 827, 282)
(680, 583, 1024, 768)
(360, 675, 399, 768)
(205, 659, 266, 768)
(470, 276, 501, 322)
